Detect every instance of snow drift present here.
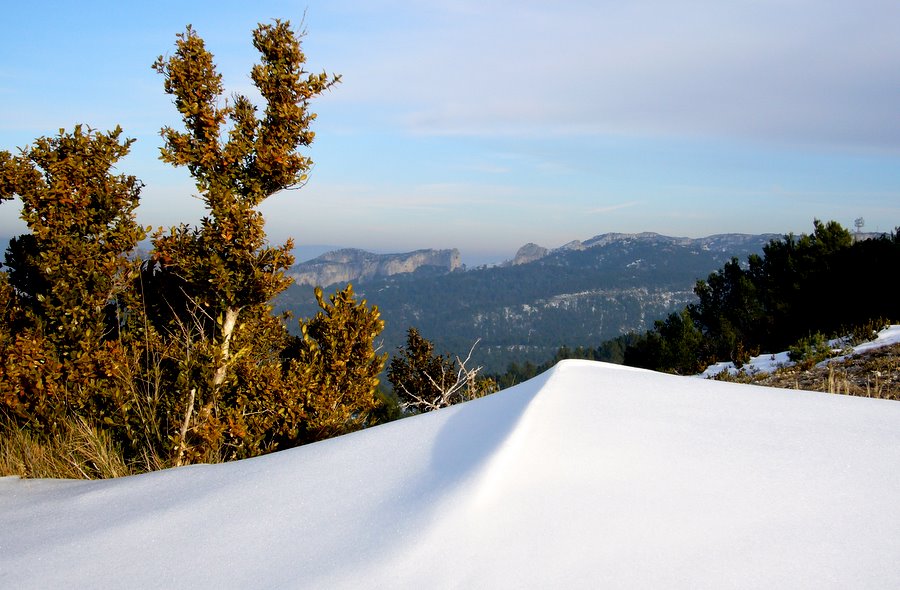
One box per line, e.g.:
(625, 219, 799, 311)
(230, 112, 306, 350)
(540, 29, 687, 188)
(2, 360, 900, 588)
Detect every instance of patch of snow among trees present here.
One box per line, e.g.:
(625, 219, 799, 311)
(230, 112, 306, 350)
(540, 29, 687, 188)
(699, 324, 900, 378)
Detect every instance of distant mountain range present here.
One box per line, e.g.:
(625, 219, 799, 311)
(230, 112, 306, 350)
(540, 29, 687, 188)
(288, 248, 462, 287)
(506, 232, 778, 265)
(276, 232, 780, 373)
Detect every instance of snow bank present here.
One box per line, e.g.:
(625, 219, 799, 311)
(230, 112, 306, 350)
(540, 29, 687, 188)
(832, 324, 900, 358)
(700, 324, 900, 378)
(2, 360, 900, 588)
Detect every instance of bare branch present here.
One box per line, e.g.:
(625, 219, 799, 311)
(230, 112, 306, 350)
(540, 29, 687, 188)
(400, 338, 488, 413)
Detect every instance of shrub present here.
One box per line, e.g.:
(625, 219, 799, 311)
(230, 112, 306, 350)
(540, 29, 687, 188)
(844, 317, 892, 346)
(788, 332, 833, 369)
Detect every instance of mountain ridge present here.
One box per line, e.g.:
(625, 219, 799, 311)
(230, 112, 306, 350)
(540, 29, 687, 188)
(277, 231, 780, 372)
(508, 232, 782, 265)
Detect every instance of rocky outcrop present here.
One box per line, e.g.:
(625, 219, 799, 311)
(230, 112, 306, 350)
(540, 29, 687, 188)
(511, 243, 550, 265)
(288, 248, 461, 287)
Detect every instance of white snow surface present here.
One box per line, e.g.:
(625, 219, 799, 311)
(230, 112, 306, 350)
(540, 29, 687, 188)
(699, 324, 900, 378)
(3, 360, 900, 588)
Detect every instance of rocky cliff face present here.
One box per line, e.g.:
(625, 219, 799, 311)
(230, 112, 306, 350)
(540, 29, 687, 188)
(511, 243, 550, 265)
(288, 248, 462, 287)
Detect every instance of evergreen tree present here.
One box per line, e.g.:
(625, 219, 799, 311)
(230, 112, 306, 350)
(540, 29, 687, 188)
(388, 327, 495, 412)
(150, 20, 340, 392)
(691, 257, 763, 363)
(142, 21, 400, 463)
(623, 219, 897, 375)
(0, 20, 398, 474)
(388, 327, 458, 409)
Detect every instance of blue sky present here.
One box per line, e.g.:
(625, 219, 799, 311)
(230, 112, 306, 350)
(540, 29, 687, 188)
(2, 0, 899, 263)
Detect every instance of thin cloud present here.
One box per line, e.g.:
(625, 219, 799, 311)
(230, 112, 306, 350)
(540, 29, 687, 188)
(587, 202, 641, 215)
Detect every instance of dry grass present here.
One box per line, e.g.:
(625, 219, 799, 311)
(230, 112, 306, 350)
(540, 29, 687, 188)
(0, 415, 136, 479)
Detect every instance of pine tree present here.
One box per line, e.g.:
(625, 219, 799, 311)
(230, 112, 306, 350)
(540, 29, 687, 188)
(388, 327, 496, 412)
(0, 20, 395, 472)
(145, 21, 395, 461)
(388, 327, 457, 408)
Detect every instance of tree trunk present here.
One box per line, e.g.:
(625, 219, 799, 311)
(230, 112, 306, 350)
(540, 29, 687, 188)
(212, 306, 240, 389)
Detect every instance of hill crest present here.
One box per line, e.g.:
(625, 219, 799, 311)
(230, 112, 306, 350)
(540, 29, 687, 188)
(507, 232, 781, 265)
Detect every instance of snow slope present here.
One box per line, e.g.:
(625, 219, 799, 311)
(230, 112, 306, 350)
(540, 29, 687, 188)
(2, 360, 900, 588)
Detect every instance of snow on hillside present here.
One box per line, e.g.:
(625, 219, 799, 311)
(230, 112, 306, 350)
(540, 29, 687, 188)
(3, 360, 900, 588)
(699, 324, 900, 378)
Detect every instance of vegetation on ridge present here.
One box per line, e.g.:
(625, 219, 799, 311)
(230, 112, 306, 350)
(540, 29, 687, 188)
(622, 220, 899, 375)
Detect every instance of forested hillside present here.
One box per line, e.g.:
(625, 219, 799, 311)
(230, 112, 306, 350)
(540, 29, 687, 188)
(623, 221, 900, 375)
(277, 233, 776, 373)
